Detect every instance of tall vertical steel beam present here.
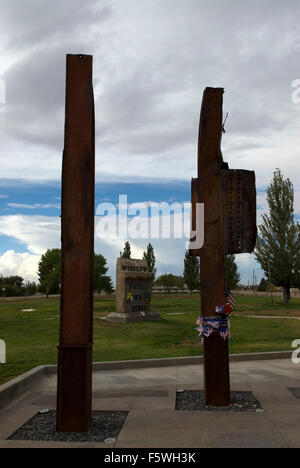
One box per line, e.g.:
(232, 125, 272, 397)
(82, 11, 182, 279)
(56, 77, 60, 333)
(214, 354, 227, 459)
(191, 87, 230, 407)
(57, 54, 95, 432)
(191, 88, 256, 406)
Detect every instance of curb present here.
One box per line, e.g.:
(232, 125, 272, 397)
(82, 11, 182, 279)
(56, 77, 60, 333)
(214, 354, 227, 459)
(43, 351, 293, 374)
(0, 351, 292, 411)
(0, 366, 45, 411)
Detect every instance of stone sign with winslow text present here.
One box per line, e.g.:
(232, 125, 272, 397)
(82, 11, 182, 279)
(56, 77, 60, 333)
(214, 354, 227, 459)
(106, 258, 160, 322)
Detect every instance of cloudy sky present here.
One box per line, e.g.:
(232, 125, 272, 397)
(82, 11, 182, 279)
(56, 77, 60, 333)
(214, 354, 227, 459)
(0, 0, 300, 285)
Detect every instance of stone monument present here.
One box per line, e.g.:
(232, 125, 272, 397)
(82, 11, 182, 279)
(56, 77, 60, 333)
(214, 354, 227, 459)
(106, 258, 160, 322)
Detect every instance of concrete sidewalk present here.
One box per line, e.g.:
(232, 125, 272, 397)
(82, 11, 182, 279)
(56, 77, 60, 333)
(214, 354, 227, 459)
(0, 358, 299, 448)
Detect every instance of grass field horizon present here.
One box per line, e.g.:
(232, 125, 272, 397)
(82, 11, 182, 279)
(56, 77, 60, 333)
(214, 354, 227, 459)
(0, 293, 300, 385)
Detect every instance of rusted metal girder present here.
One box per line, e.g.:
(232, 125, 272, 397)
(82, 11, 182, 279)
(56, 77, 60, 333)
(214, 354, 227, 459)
(57, 54, 95, 432)
(190, 87, 256, 407)
(221, 169, 256, 255)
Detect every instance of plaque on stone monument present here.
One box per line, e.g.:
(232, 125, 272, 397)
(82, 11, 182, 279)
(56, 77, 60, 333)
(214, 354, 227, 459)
(106, 258, 160, 322)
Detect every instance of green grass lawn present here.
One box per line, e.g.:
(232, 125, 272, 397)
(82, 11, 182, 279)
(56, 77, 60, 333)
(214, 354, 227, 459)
(0, 293, 300, 384)
(232, 293, 300, 316)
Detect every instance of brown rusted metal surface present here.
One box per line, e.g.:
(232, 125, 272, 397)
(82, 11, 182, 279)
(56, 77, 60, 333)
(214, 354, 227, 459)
(190, 87, 257, 407)
(194, 88, 230, 407)
(203, 334, 230, 406)
(221, 169, 257, 255)
(57, 54, 95, 432)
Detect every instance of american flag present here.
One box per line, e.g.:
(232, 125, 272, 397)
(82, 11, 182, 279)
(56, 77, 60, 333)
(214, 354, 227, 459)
(225, 289, 236, 309)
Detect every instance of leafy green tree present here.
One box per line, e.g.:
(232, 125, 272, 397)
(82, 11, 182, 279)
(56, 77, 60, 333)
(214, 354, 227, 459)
(183, 251, 200, 292)
(257, 278, 268, 292)
(100, 275, 114, 295)
(38, 249, 61, 296)
(94, 254, 113, 294)
(0, 275, 24, 288)
(0, 276, 38, 297)
(255, 169, 300, 303)
(154, 274, 184, 293)
(38, 249, 113, 296)
(0, 283, 23, 297)
(120, 241, 131, 259)
(224, 255, 240, 291)
(143, 243, 157, 279)
(23, 281, 38, 296)
(94, 253, 108, 292)
(0, 275, 24, 296)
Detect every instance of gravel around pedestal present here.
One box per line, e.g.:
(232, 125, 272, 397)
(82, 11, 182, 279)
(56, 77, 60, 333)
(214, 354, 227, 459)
(9, 411, 128, 443)
(176, 391, 263, 412)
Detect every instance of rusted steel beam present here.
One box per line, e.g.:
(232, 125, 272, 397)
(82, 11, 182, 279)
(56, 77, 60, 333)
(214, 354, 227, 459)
(220, 169, 257, 255)
(199, 88, 230, 406)
(190, 87, 257, 407)
(191, 87, 230, 406)
(57, 54, 95, 432)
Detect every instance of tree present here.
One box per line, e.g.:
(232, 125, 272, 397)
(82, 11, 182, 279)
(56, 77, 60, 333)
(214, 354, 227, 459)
(23, 281, 38, 296)
(38, 249, 114, 296)
(0, 276, 38, 297)
(255, 169, 300, 303)
(224, 255, 240, 291)
(0, 275, 24, 288)
(94, 254, 113, 294)
(143, 243, 157, 279)
(100, 275, 114, 295)
(154, 274, 184, 293)
(183, 251, 200, 292)
(38, 249, 61, 296)
(257, 278, 268, 292)
(94, 253, 108, 292)
(0, 275, 24, 297)
(120, 241, 131, 259)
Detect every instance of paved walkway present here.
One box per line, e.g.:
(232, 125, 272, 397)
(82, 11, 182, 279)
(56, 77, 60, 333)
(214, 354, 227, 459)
(0, 358, 299, 448)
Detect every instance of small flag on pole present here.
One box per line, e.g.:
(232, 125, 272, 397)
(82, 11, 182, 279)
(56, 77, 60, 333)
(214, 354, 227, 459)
(225, 289, 235, 309)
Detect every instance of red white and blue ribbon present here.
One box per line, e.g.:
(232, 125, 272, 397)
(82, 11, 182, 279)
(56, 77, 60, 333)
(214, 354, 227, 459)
(195, 290, 235, 343)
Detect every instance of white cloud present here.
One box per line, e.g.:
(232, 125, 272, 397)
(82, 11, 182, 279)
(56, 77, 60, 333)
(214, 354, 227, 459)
(0, 215, 61, 282)
(0, 250, 40, 282)
(0, 0, 299, 191)
(0, 209, 264, 285)
(0, 215, 60, 254)
(235, 253, 264, 286)
(6, 203, 60, 210)
(0, 212, 190, 282)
